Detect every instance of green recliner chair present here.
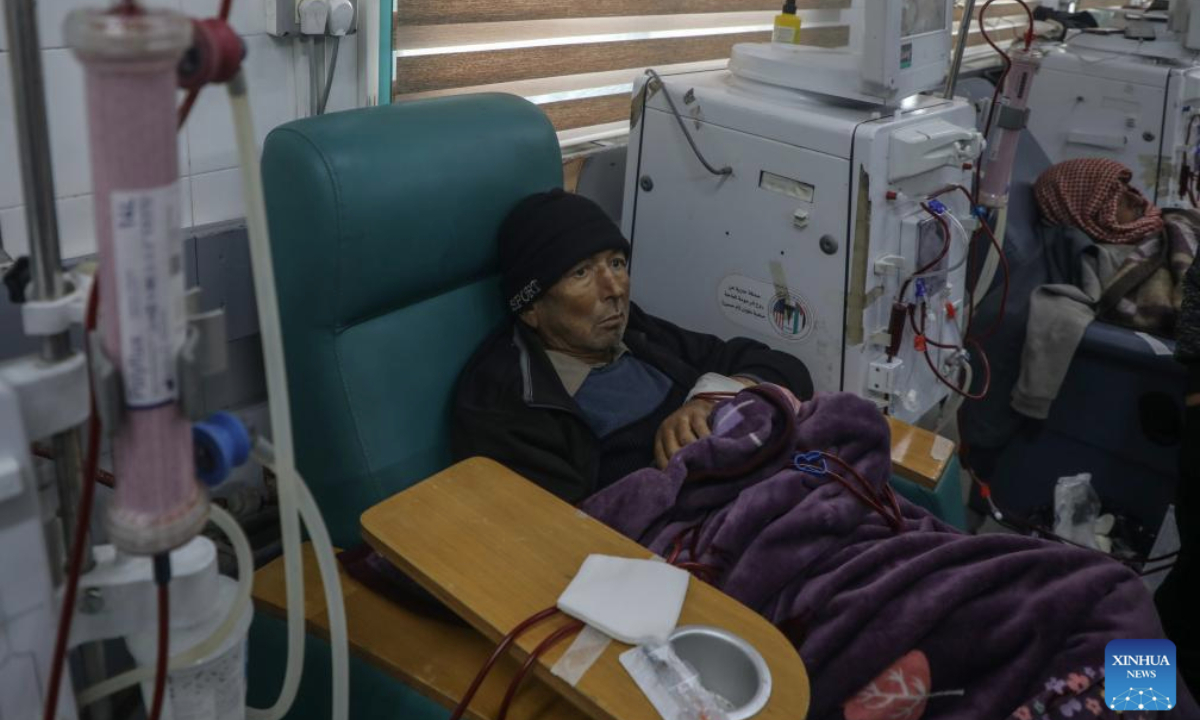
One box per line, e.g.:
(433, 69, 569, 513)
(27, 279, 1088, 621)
(247, 94, 564, 719)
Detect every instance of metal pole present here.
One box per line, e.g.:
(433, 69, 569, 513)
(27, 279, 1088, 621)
(4, 0, 67, 345)
(4, 0, 92, 562)
(945, 0, 979, 99)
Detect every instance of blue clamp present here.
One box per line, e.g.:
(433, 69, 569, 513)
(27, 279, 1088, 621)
(193, 411, 251, 487)
(972, 205, 989, 219)
(793, 451, 828, 475)
(915, 278, 927, 299)
(927, 199, 948, 215)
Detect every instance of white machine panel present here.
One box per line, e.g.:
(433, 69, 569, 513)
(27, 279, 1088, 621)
(630, 114, 851, 391)
(625, 71, 980, 422)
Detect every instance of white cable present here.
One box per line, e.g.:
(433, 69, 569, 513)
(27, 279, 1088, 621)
(229, 73, 349, 720)
(249, 439, 348, 720)
(296, 478, 348, 720)
(226, 73, 308, 720)
(76, 506, 253, 707)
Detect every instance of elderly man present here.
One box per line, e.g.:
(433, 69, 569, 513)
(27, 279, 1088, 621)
(451, 189, 813, 502)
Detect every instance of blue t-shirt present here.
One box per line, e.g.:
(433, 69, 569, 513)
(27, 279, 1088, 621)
(574, 354, 674, 439)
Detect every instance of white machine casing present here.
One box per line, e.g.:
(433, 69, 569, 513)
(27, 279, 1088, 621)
(1026, 36, 1200, 208)
(0, 378, 79, 720)
(624, 71, 981, 423)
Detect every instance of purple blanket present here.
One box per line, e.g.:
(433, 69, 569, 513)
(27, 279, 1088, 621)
(580, 386, 1195, 720)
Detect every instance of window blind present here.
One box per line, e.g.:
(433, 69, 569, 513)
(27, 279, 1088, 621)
(391, 0, 1134, 140)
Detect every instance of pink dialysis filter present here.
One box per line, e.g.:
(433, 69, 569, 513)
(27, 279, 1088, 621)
(978, 49, 1042, 209)
(67, 5, 208, 554)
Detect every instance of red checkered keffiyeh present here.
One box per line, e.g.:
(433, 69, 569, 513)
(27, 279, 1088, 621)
(1034, 159, 1164, 244)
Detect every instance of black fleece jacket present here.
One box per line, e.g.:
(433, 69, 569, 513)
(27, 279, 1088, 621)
(450, 303, 814, 502)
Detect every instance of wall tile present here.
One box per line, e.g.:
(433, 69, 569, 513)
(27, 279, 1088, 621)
(176, 0, 267, 36)
(2, 177, 198, 260)
(0, 192, 98, 260)
(179, 175, 194, 230)
(187, 34, 295, 175)
(3, 6, 361, 240)
(56, 192, 96, 258)
(191, 167, 244, 226)
(42, 48, 91, 199)
(0, 205, 28, 258)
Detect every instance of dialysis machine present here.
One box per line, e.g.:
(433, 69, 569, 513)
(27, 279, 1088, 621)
(1026, 0, 1200, 207)
(624, 0, 989, 423)
(1, 2, 350, 719)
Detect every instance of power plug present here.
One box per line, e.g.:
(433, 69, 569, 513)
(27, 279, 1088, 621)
(327, 0, 355, 36)
(298, 0, 330, 35)
(267, 0, 356, 37)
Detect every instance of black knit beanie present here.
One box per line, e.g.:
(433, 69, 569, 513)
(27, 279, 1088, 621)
(499, 189, 630, 314)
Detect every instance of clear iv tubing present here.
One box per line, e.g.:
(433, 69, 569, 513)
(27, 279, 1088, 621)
(228, 72, 349, 720)
(76, 505, 252, 707)
(910, 210, 970, 283)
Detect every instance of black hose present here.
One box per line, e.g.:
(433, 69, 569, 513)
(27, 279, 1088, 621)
(644, 68, 732, 177)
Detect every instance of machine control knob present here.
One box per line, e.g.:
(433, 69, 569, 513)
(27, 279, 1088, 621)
(819, 235, 839, 255)
(640, 175, 654, 192)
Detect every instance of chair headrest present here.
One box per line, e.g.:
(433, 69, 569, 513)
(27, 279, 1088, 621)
(262, 94, 564, 329)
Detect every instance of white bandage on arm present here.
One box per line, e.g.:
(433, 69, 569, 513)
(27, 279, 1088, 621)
(685, 372, 753, 403)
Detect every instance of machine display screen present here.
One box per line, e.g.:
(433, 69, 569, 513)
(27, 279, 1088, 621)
(902, 0, 949, 38)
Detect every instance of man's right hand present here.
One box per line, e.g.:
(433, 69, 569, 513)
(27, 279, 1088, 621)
(653, 398, 716, 469)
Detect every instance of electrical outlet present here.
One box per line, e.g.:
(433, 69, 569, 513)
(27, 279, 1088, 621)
(266, 0, 300, 37)
(267, 0, 356, 37)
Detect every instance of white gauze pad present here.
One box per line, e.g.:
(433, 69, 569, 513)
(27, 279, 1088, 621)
(556, 554, 690, 646)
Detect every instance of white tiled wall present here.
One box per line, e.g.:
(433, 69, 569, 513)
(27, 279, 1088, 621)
(0, 0, 361, 259)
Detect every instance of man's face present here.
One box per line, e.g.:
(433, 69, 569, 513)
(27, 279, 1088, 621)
(521, 249, 630, 363)
(1116, 186, 1151, 224)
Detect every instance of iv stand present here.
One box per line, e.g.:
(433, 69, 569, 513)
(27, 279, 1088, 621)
(3, 1, 105, 717)
(945, 0, 978, 99)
